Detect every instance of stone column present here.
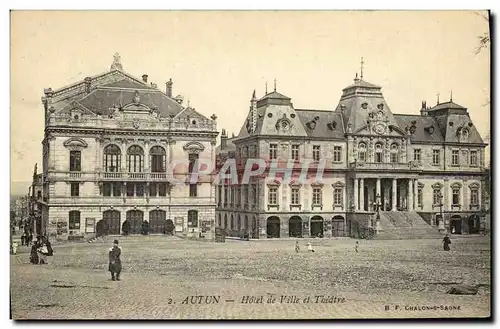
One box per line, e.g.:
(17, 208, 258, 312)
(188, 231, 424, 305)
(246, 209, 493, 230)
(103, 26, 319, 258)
(376, 178, 381, 199)
(413, 179, 418, 210)
(408, 179, 414, 211)
(392, 178, 397, 211)
(359, 178, 365, 211)
(354, 178, 359, 211)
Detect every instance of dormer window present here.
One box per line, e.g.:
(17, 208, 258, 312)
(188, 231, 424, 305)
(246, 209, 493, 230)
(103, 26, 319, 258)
(426, 126, 435, 134)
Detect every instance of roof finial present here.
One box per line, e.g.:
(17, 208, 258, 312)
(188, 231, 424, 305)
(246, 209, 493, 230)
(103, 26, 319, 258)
(354, 72, 360, 83)
(110, 52, 123, 71)
(265, 81, 268, 94)
(436, 92, 440, 105)
(360, 57, 365, 80)
(274, 78, 277, 92)
(450, 90, 453, 102)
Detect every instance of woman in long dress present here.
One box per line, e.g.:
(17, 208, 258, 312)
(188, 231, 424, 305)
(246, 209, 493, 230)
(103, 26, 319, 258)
(443, 234, 451, 251)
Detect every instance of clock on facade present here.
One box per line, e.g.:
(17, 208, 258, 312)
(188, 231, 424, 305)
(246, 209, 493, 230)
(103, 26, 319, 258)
(373, 122, 387, 135)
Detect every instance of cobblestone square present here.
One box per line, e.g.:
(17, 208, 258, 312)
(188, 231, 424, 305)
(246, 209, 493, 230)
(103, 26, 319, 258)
(10, 235, 490, 319)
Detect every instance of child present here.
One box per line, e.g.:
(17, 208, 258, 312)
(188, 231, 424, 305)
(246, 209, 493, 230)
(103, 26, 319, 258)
(295, 240, 300, 253)
(12, 241, 18, 255)
(307, 242, 315, 252)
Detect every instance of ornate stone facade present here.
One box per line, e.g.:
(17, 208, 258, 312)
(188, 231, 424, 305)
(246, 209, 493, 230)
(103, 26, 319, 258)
(216, 75, 489, 239)
(41, 55, 218, 240)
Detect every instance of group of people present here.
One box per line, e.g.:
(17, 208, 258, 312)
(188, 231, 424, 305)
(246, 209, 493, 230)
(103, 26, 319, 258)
(29, 236, 53, 265)
(20, 232, 34, 247)
(294, 240, 315, 253)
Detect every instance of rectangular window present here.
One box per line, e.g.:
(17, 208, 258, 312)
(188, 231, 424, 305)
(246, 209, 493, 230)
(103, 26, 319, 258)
(452, 189, 460, 205)
(470, 189, 479, 205)
(70, 182, 80, 197)
(149, 183, 157, 197)
(69, 211, 80, 230)
(359, 151, 366, 162)
(333, 188, 343, 206)
(268, 187, 278, 205)
(312, 188, 322, 205)
(269, 144, 278, 160)
(413, 149, 421, 161)
(113, 182, 121, 197)
(313, 145, 321, 162)
(390, 152, 398, 163)
(451, 150, 459, 166)
(187, 210, 198, 228)
(69, 150, 81, 171)
(103, 183, 112, 196)
(158, 183, 167, 197)
(189, 183, 198, 197)
(136, 183, 144, 197)
(333, 146, 342, 162)
(126, 183, 135, 197)
(188, 153, 199, 174)
(433, 189, 442, 205)
(291, 188, 300, 205)
(375, 152, 383, 163)
(291, 145, 299, 161)
(417, 188, 423, 208)
(470, 150, 478, 166)
(432, 150, 440, 165)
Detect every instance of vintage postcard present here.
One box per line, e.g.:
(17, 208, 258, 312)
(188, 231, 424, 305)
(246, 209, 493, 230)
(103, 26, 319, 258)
(9, 10, 491, 320)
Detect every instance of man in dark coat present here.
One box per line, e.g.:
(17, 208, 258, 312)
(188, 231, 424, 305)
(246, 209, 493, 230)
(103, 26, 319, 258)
(443, 234, 451, 251)
(108, 239, 122, 281)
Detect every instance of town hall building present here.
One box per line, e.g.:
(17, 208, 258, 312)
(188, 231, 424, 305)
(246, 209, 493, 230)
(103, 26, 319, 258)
(216, 69, 488, 239)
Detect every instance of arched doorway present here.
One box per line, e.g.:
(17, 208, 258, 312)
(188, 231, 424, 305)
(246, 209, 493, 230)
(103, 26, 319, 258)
(149, 210, 167, 234)
(310, 216, 324, 237)
(450, 215, 462, 234)
(126, 210, 144, 234)
(332, 215, 345, 237)
(103, 210, 120, 235)
(289, 216, 302, 238)
(267, 216, 280, 238)
(468, 215, 480, 234)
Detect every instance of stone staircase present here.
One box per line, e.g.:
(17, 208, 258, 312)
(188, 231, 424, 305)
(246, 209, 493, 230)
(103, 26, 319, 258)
(375, 211, 443, 240)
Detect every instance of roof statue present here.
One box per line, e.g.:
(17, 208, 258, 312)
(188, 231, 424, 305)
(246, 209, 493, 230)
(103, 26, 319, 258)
(110, 52, 123, 71)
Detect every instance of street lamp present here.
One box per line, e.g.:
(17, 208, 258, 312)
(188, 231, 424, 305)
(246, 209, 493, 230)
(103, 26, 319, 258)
(437, 192, 445, 232)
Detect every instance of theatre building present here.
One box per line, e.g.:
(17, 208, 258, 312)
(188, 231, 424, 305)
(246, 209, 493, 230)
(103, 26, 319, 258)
(41, 54, 218, 240)
(216, 72, 488, 239)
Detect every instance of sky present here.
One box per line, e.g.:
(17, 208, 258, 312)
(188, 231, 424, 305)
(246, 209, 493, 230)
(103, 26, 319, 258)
(9, 10, 490, 195)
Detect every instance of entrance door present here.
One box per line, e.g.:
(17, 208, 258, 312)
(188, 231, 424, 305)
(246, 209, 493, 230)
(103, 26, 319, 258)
(450, 216, 462, 234)
(468, 215, 480, 234)
(310, 216, 324, 237)
(126, 210, 144, 234)
(289, 216, 302, 238)
(149, 210, 167, 234)
(103, 210, 121, 235)
(266, 217, 280, 238)
(332, 216, 345, 237)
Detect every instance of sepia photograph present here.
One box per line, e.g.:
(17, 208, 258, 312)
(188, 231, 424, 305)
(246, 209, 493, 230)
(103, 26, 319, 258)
(8, 9, 491, 320)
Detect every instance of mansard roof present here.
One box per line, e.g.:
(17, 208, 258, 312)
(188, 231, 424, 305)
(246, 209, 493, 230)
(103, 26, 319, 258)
(393, 114, 445, 143)
(295, 109, 345, 139)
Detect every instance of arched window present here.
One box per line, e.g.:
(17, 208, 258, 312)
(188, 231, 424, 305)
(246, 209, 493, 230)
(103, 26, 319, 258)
(390, 143, 399, 163)
(127, 145, 144, 172)
(150, 146, 166, 172)
(69, 210, 81, 230)
(375, 143, 383, 163)
(188, 210, 198, 228)
(104, 144, 121, 172)
(358, 143, 366, 162)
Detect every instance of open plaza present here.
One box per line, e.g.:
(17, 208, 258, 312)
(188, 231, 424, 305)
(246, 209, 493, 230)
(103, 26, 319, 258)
(10, 235, 490, 319)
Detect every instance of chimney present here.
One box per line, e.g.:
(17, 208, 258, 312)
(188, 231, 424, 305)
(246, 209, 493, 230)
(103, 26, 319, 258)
(221, 129, 228, 149)
(142, 74, 148, 83)
(84, 77, 92, 94)
(166, 78, 173, 97)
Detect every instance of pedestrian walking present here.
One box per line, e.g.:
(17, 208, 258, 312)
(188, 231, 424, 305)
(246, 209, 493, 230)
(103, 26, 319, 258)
(355, 241, 359, 253)
(108, 239, 122, 281)
(20, 233, 26, 246)
(443, 234, 451, 251)
(307, 242, 315, 253)
(29, 241, 39, 264)
(295, 240, 300, 253)
(12, 241, 18, 255)
(37, 238, 49, 264)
